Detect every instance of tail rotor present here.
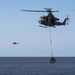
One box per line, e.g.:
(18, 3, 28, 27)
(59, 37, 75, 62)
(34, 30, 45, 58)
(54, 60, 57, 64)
(66, 15, 70, 25)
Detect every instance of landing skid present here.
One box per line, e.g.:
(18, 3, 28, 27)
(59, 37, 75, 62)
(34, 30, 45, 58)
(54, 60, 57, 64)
(39, 25, 47, 28)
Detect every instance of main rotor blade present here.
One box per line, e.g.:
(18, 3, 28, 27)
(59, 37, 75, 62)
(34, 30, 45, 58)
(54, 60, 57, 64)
(21, 10, 46, 12)
(21, 9, 59, 12)
(58, 9, 75, 12)
(21, 9, 75, 13)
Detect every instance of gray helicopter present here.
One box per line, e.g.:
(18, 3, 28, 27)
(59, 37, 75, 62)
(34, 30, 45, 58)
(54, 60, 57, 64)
(12, 42, 19, 45)
(21, 8, 69, 28)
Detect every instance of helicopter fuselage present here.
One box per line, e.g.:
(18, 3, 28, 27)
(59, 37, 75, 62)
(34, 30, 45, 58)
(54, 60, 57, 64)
(38, 12, 69, 28)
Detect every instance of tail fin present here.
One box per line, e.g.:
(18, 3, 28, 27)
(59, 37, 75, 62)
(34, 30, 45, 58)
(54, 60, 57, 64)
(63, 18, 67, 25)
(63, 17, 69, 25)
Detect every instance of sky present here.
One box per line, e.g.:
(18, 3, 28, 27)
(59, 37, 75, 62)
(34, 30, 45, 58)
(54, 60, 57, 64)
(0, 0, 75, 57)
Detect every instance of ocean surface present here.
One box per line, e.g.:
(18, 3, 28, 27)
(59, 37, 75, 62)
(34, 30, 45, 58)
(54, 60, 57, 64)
(0, 57, 75, 75)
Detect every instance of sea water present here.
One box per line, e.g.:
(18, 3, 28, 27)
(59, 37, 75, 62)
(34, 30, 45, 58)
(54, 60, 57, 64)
(0, 57, 75, 75)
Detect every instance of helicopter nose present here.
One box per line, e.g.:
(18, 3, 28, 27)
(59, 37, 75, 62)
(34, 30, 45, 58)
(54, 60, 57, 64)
(38, 18, 44, 23)
(38, 19, 41, 23)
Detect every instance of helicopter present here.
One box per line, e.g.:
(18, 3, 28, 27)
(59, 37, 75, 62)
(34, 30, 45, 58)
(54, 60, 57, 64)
(21, 8, 69, 28)
(12, 42, 19, 45)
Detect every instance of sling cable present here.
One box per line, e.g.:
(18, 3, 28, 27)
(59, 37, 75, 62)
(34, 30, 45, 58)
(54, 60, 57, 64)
(49, 27, 56, 64)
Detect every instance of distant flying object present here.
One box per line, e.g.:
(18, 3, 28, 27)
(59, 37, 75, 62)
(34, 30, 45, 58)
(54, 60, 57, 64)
(12, 42, 19, 45)
(21, 8, 69, 28)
